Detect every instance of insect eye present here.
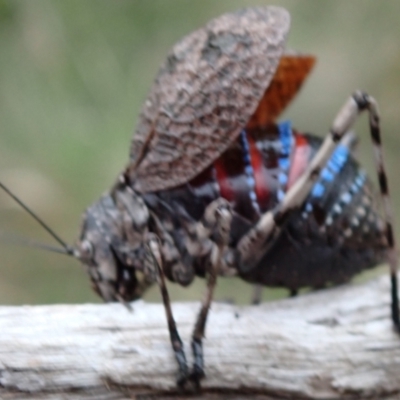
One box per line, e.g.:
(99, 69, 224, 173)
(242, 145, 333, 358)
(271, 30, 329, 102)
(80, 240, 94, 260)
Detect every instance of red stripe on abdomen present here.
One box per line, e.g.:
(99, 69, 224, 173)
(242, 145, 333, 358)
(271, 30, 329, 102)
(287, 132, 311, 189)
(214, 158, 235, 202)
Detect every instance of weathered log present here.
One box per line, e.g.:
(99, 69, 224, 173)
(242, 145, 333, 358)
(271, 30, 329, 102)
(1, 274, 400, 400)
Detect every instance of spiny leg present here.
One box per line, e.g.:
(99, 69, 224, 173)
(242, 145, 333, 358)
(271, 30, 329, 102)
(237, 92, 382, 267)
(145, 233, 188, 386)
(189, 198, 233, 387)
(190, 243, 220, 387)
(358, 92, 399, 330)
(236, 91, 399, 328)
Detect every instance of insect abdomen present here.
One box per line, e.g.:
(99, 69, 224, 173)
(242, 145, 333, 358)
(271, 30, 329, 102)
(144, 121, 387, 289)
(227, 123, 388, 289)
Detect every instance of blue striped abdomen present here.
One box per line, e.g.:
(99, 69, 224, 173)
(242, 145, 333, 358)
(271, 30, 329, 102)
(144, 122, 387, 289)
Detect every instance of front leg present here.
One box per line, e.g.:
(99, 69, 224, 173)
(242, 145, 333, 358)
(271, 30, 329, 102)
(188, 198, 233, 387)
(144, 233, 189, 387)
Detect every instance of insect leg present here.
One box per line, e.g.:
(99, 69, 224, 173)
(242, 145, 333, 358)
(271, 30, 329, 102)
(145, 233, 189, 386)
(359, 93, 399, 330)
(236, 91, 399, 328)
(189, 198, 233, 386)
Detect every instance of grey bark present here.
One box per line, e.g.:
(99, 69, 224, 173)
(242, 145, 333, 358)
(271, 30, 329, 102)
(1, 274, 400, 400)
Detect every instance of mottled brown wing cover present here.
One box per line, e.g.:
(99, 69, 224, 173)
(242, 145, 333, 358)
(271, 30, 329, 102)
(129, 7, 290, 194)
(246, 53, 316, 129)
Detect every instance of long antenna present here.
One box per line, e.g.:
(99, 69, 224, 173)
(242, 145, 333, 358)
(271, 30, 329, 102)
(0, 230, 72, 256)
(0, 181, 74, 256)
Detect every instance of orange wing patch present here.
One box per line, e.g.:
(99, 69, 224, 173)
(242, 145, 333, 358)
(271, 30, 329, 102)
(247, 54, 316, 129)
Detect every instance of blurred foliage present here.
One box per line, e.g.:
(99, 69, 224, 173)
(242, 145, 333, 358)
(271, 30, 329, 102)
(0, 0, 400, 305)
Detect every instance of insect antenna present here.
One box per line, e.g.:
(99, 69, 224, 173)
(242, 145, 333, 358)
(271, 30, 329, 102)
(0, 230, 73, 256)
(0, 181, 75, 256)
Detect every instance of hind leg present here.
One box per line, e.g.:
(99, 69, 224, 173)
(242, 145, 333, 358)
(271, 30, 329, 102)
(235, 91, 399, 329)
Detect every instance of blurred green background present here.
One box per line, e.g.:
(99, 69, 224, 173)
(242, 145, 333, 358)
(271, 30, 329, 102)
(0, 0, 399, 305)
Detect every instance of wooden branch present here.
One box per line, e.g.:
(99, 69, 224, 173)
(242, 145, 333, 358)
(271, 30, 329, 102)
(1, 274, 400, 400)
